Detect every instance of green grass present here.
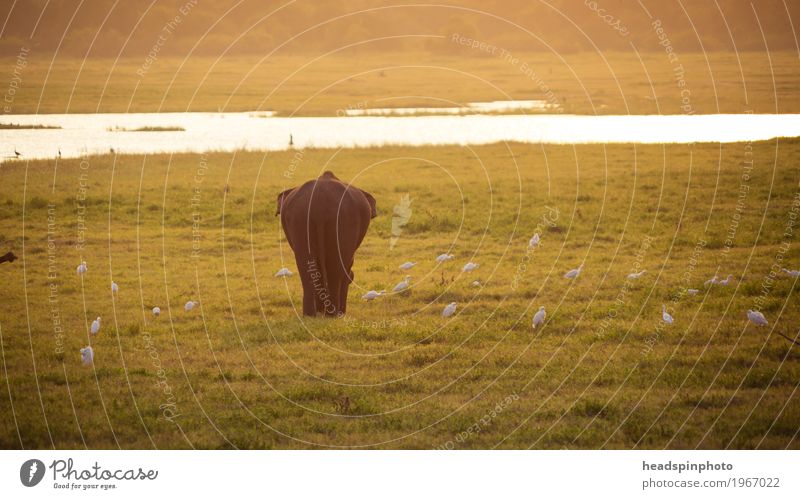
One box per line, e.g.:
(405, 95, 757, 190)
(107, 126, 186, 132)
(0, 140, 799, 449)
(0, 123, 60, 129)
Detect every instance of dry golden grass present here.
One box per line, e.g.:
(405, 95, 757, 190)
(3, 51, 799, 115)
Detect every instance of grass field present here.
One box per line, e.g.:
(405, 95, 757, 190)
(1, 138, 799, 449)
(3, 51, 800, 115)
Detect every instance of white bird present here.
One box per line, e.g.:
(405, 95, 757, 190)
(532, 306, 546, 329)
(152, 306, 161, 317)
(76, 261, 87, 275)
(462, 262, 479, 272)
(90, 317, 101, 335)
(399, 262, 417, 270)
(782, 268, 800, 278)
(661, 304, 673, 324)
(627, 270, 646, 279)
(361, 290, 385, 301)
(111, 281, 119, 294)
(435, 253, 454, 263)
(747, 309, 768, 326)
(471, 280, 481, 287)
(704, 274, 719, 287)
(564, 264, 583, 279)
(718, 274, 734, 286)
(441, 302, 457, 318)
(80, 346, 94, 366)
(687, 288, 700, 296)
(184, 300, 197, 311)
(392, 276, 412, 293)
(275, 267, 293, 277)
(529, 233, 540, 248)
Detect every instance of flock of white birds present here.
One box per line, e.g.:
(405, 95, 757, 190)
(343, 231, 793, 330)
(76, 261, 198, 366)
(74, 229, 797, 366)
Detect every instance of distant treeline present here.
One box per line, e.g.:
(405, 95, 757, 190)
(0, 0, 797, 57)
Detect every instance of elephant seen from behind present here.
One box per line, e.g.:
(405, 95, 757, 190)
(276, 171, 377, 317)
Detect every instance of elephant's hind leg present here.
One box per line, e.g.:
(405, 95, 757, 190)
(296, 254, 319, 317)
(326, 241, 356, 316)
(337, 269, 354, 315)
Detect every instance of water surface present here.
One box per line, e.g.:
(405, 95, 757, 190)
(2, 110, 799, 160)
(344, 100, 558, 115)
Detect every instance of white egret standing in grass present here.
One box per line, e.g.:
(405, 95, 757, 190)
(436, 254, 454, 263)
(90, 317, 101, 335)
(532, 306, 546, 329)
(529, 233, 540, 248)
(462, 262, 479, 272)
(627, 270, 646, 280)
(442, 302, 457, 318)
(392, 276, 412, 293)
(747, 309, 768, 326)
(704, 274, 719, 287)
(152, 306, 161, 317)
(80, 346, 94, 366)
(399, 262, 417, 270)
(184, 300, 197, 312)
(471, 280, 481, 287)
(718, 274, 734, 286)
(687, 289, 700, 296)
(362, 290, 385, 301)
(661, 304, 674, 324)
(781, 268, 800, 278)
(275, 267, 293, 277)
(76, 261, 87, 275)
(564, 264, 583, 279)
(111, 281, 119, 294)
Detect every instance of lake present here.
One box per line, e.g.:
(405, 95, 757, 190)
(2, 108, 800, 160)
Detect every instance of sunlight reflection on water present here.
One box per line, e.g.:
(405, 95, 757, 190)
(2, 106, 799, 160)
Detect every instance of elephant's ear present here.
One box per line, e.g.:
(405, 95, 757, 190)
(275, 188, 294, 216)
(361, 190, 378, 219)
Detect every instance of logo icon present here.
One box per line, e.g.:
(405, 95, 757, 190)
(389, 194, 412, 249)
(20, 459, 45, 487)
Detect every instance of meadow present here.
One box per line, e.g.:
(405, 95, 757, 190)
(0, 138, 798, 449)
(3, 51, 800, 116)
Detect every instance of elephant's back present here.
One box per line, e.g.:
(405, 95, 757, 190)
(285, 178, 371, 223)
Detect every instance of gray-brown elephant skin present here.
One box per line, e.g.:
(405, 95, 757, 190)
(276, 171, 377, 317)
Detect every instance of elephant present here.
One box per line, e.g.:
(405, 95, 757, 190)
(276, 171, 377, 317)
